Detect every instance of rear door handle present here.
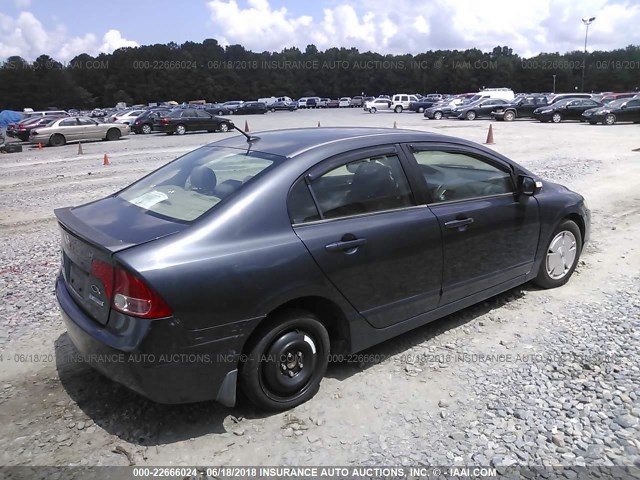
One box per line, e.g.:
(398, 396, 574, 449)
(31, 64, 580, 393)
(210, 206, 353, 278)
(325, 238, 367, 252)
(444, 218, 474, 229)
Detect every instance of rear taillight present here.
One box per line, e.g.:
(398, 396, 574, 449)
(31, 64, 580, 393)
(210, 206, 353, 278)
(160, 118, 169, 124)
(18, 125, 26, 130)
(90, 260, 172, 319)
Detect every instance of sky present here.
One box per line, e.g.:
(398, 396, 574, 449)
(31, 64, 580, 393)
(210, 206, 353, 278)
(1, 0, 639, 61)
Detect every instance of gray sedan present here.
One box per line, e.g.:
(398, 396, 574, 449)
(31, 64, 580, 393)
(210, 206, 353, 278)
(55, 127, 589, 410)
(30, 116, 129, 147)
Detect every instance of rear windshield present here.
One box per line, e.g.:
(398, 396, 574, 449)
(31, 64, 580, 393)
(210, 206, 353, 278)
(118, 146, 283, 222)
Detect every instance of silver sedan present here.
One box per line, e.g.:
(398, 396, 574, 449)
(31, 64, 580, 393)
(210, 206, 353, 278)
(29, 116, 130, 147)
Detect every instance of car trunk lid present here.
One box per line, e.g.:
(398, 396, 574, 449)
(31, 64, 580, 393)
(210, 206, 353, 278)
(55, 197, 186, 325)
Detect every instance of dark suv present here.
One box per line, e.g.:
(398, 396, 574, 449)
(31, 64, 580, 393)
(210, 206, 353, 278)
(492, 96, 549, 121)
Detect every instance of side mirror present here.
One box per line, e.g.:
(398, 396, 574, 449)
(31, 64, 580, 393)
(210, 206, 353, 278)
(518, 175, 541, 196)
(620, 103, 627, 109)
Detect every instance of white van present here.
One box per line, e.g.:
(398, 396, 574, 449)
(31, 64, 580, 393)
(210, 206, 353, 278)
(259, 96, 292, 106)
(479, 88, 515, 101)
(391, 94, 419, 113)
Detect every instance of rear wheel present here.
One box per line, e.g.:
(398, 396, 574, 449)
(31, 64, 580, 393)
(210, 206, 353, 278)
(533, 220, 582, 289)
(106, 128, 121, 141)
(604, 114, 616, 125)
(433, 111, 443, 120)
(239, 310, 329, 410)
(394, 105, 403, 113)
(552, 113, 562, 123)
(175, 124, 186, 135)
(49, 134, 65, 147)
(504, 110, 516, 121)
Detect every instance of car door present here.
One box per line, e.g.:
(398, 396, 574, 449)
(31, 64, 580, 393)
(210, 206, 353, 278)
(564, 100, 586, 119)
(479, 100, 500, 116)
(618, 99, 640, 122)
(76, 117, 100, 140)
(195, 110, 215, 130)
(58, 118, 81, 141)
(405, 144, 540, 305)
(290, 146, 443, 329)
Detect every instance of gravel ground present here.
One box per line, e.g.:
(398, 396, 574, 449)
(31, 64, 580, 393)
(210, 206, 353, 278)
(0, 109, 639, 472)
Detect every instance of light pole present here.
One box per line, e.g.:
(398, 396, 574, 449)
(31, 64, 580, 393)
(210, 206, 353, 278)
(553, 74, 556, 93)
(581, 16, 595, 92)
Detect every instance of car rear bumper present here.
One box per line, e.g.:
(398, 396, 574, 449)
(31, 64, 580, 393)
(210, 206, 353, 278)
(56, 275, 259, 406)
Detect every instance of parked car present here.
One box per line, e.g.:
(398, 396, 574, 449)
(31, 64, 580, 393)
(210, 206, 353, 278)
(492, 96, 549, 121)
(306, 98, 318, 109)
(409, 98, 438, 113)
(234, 102, 268, 115)
(206, 104, 233, 116)
(130, 109, 172, 134)
(364, 98, 393, 113)
(533, 98, 602, 123)
(9, 116, 65, 141)
(598, 93, 637, 104)
(338, 97, 352, 108)
(222, 101, 244, 113)
(584, 97, 640, 125)
(154, 109, 234, 135)
(316, 98, 330, 108)
(450, 99, 509, 120)
(545, 93, 593, 104)
(351, 96, 365, 108)
(90, 108, 107, 118)
(23, 110, 69, 121)
(326, 99, 340, 108)
(29, 117, 129, 146)
(54, 127, 590, 410)
(391, 94, 419, 113)
(112, 110, 145, 125)
(269, 100, 298, 112)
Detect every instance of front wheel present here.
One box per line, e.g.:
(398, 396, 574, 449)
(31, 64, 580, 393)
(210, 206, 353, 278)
(106, 128, 121, 141)
(218, 123, 229, 133)
(465, 110, 476, 120)
(141, 124, 152, 134)
(552, 113, 562, 123)
(370, 107, 377, 114)
(433, 111, 443, 120)
(239, 310, 330, 411)
(418, 107, 424, 113)
(604, 114, 616, 125)
(533, 220, 582, 289)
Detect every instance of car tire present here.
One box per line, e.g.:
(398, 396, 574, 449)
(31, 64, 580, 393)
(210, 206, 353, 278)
(239, 309, 330, 411)
(370, 107, 377, 114)
(175, 124, 186, 135)
(465, 111, 476, 120)
(394, 106, 403, 113)
(141, 124, 152, 134)
(533, 220, 582, 289)
(434, 111, 443, 120)
(418, 107, 424, 113)
(504, 111, 516, 121)
(49, 134, 66, 147)
(551, 113, 562, 123)
(604, 114, 616, 125)
(106, 128, 121, 141)
(218, 123, 230, 133)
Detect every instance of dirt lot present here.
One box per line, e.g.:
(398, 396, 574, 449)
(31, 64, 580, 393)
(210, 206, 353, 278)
(0, 109, 639, 470)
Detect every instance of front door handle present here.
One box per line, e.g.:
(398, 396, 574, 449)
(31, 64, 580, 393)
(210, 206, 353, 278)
(325, 238, 367, 252)
(444, 218, 474, 230)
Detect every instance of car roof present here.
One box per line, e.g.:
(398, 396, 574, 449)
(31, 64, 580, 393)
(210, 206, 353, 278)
(209, 127, 469, 158)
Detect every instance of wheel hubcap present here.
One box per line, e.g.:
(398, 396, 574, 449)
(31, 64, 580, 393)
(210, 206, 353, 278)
(142, 125, 151, 134)
(553, 114, 561, 122)
(177, 126, 185, 134)
(546, 231, 577, 280)
(261, 330, 316, 398)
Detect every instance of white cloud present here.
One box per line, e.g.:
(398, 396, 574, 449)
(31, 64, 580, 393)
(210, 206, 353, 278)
(206, 0, 640, 56)
(0, 11, 139, 61)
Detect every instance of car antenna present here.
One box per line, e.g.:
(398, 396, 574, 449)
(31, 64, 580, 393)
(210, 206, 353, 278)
(232, 124, 260, 143)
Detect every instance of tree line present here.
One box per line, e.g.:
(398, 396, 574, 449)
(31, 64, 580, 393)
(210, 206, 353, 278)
(0, 39, 639, 110)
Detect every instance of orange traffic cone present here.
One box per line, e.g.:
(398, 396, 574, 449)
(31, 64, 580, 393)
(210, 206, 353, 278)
(77, 142, 83, 155)
(103, 153, 110, 166)
(484, 124, 495, 145)
(317, 121, 321, 127)
(244, 120, 250, 132)
(393, 121, 397, 129)
(37, 142, 42, 150)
